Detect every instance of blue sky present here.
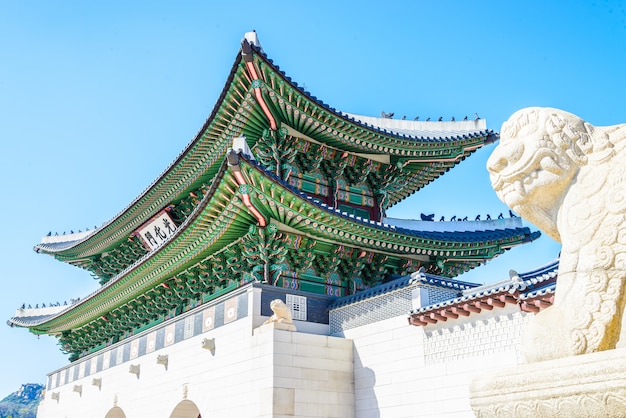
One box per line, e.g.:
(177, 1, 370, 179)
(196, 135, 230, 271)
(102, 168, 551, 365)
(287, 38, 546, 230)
(1, 1, 625, 397)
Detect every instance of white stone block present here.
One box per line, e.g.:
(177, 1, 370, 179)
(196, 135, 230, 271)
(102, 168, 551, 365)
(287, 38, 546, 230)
(293, 332, 328, 347)
(299, 367, 329, 381)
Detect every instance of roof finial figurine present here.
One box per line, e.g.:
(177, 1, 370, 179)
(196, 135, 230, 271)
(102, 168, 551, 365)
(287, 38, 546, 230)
(498, 213, 504, 219)
(450, 215, 457, 221)
(439, 216, 445, 222)
(426, 117, 431, 121)
(475, 215, 481, 221)
(451, 116, 455, 121)
(462, 216, 468, 221)
(401, 115, 406, 120)
(381, 111, 394, 119)
(46, 231, 51, 236)
(509, 210, 517, 218)
(475, 113, 480, 120)
(509, 269, 527, 291)
(438, 116, 443, 122)
(463, 115, 468, 121)
(413, 116, 419, 121)
(486, 214, 492, 220)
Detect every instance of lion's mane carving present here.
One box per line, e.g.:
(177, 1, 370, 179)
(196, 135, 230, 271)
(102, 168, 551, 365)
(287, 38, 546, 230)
(488, 107, 626, 362)
(264, 299, 294, 325)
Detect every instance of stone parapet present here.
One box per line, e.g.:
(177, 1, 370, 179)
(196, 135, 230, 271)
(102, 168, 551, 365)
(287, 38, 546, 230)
(470, 348, 626, 417)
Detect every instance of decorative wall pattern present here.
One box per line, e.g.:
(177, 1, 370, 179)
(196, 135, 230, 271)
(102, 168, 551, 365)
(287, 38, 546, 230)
(330, 287, 414, 333)
(424, 311, 531, 364)
(47, 292, 248, 390)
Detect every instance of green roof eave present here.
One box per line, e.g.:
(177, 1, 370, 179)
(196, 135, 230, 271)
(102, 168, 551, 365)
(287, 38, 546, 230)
(235, 156, 538, 273)
(34, 36, 499, 268)
(24, 160, 257, 334)
(34, 50, 258, 261)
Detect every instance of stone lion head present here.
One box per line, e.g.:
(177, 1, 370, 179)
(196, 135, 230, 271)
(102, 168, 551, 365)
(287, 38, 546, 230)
(487, 107, 613, 242)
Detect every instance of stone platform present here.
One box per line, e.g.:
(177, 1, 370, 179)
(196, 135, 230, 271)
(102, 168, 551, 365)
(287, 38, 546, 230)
(470, 348, 626, 417)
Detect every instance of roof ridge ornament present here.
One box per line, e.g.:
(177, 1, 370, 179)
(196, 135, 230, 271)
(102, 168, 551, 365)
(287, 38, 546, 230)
(231, 136, 256, 162)
(241, 31, 278, 131)
(242, 30, 262, 52)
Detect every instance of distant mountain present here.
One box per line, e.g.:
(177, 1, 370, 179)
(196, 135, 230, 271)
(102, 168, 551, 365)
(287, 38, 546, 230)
(0, 383, 43, 418)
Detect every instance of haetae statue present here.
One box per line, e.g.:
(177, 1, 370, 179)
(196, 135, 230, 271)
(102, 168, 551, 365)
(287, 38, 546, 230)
(487, 107, 626, 362)
(264, 299, 295, 325)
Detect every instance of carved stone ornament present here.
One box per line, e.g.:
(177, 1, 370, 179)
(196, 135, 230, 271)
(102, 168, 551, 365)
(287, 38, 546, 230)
(487, 107, 626, 363)
(263, 299, 296, 331)
(472, 107, 626, 417)
(470, 347, 626, 418)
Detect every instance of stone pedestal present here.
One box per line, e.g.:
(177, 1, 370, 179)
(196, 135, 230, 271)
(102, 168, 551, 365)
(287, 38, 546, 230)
(260, 320, 297, 332)
(470, 348, 626, 417)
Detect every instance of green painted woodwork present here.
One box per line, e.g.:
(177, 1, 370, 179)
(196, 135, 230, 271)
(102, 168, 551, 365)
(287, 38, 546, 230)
(240, 224, 288, 283)
(242, 158, 527, 268)
(26, 41, 515, 360)
(254, 127, 296, 180)
(37, 43, 493, 272)
(34, 153, 535, 359)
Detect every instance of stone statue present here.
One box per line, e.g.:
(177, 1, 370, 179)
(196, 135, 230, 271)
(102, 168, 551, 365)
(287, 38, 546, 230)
(487, 107, 626, 362)
(264, 299, 294, 325)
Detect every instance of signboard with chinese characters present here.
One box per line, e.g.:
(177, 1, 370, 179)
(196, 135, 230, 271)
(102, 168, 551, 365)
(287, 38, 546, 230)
(135, 210, 178, 251)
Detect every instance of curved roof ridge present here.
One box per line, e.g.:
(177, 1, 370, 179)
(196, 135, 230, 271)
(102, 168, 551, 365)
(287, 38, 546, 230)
(344, 113, 489, 139)
(249, 42, 498, 144)
(517, 258, 559, 279)
(244, 156, 538, 244)
(328, 271, 480, 310)
(35, 32, 501, 257)
(11, 159, 232, 330)
(36, 230, 98, 252)
(34, 47, 245, 255)
(383, 216, 525, 233)
(410, 259, 559, 315)
(519, 283, 556, 301)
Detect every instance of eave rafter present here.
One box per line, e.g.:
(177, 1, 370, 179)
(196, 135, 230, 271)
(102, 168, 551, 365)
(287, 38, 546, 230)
(23, 35, 541, 361)
(237, 157, 536, 277)
(37, 54, 264, 264)
(33, 161, 256, 335)
(408, 291, 555, 327)
(36, 37, 494, 269)
(17, 147, 539, 359)
(247, 52, 491, 206)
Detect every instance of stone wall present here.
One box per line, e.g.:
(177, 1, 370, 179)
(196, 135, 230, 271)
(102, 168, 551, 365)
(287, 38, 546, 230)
(337, 305, 531, 417)
(330, 288, 414, 334)
(38, 286, 354, 418)
(330, 282, 460, 334)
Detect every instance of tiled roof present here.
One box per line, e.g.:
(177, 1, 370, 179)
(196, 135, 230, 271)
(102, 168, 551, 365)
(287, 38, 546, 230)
(10, 150, 540, 332)
(253, 45, 498, 143)
(245, 156, 539, 245)
(408, 259, 559, 326)
(327, 268, 480, 310)
(343, 113, 494, 142)
(33, 32, 499, 261)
